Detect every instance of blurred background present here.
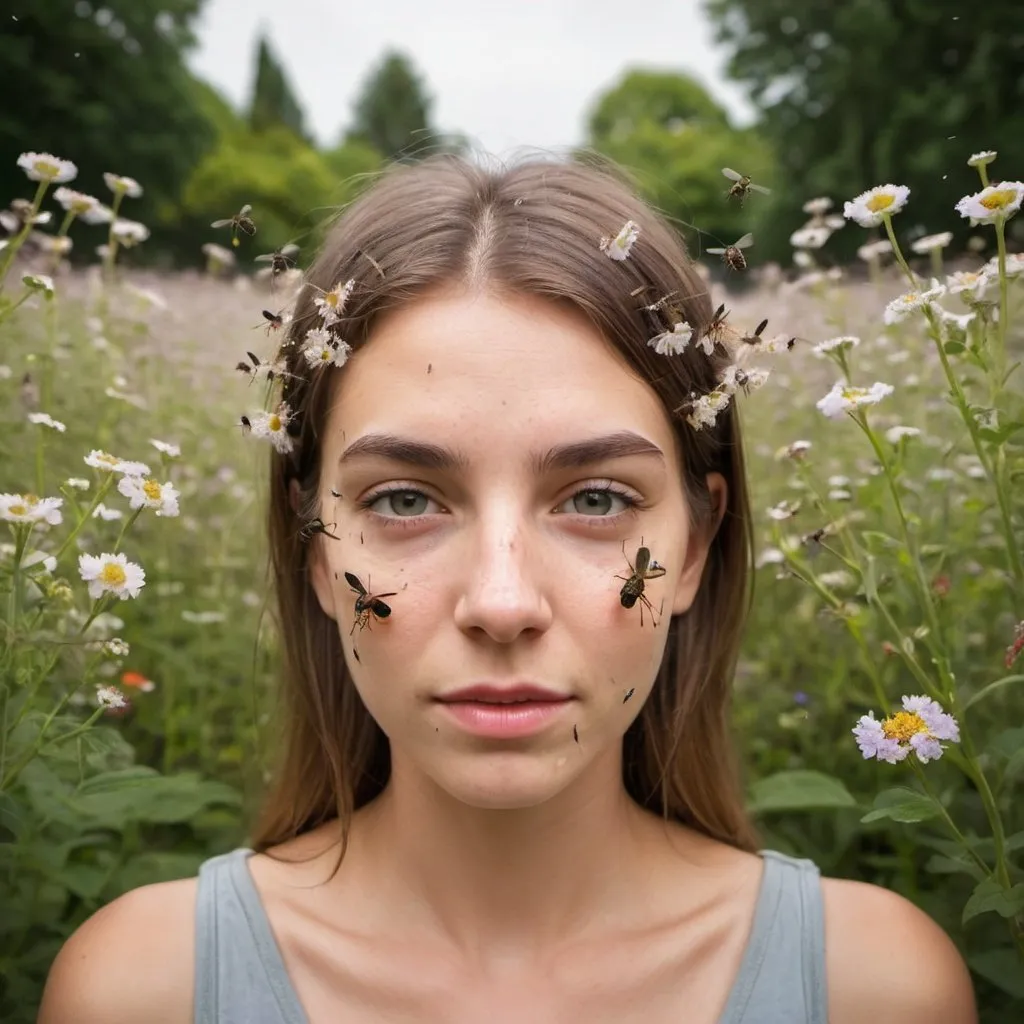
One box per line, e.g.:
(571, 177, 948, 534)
(3, 0, 1022, 271)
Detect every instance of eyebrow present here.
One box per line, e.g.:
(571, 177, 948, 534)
(337, 430, 665, 474)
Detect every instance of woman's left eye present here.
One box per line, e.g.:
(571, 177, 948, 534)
(557, 487, 640, 517)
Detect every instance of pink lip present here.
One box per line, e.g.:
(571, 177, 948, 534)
(437, 683, 570, 702)
(436, 698, 574, 738)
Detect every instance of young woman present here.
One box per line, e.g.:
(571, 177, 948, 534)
(39, 156, 977, 1023)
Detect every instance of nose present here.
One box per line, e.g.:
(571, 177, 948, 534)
(453, 512, 553, 643)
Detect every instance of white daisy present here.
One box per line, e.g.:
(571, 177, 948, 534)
(802, 197, 833, 216)
(92, 504, 123, 521)
(857, 239, 892, 261)
(910, 231, 953, 254)
(0, 493, 63, 525)
(65, 477, 90, 490)
(110, 218, 150, 247)
(27, 412, 66, 432)
(793, 250, 815, 269)
(313, 279, 355, 326)
(720, 364, 770, 394)
(201, 242, 235, 269)
(984, 252, 1024, 278)
(883, 279, 946, 325)
(84, 450, 152, 477)
(945, 270, 989, 301)
(885, 426, 921, 444)
(22, 550, 57, 575)
(36, 235, 73, 257)
(843, 184, 910, 227)
(755, 547, 786, 568)
(776, 440, 812, 461)
(78, 552, 146, 600)
(103, 173, 143, 198)
(17, 152, 77, 184)
(967, 151, 997, 169)
(816, 381, 894, 419)
(768, 500, 801, 521)
(248, 404, 295, 455)
(149, 438, 181, 458)
(23, 274, 55, 297)
(684, 389, 731, 431)
(936, 307, 976, 338)
(790, 225, 832, 249)
(648, 321, 693, 356)
(812, 335, 860, 355)
(301, 327, 352, 368)
(96, 685, 128, 710)
(117, 475, 180, 517)
(955, 182, 1024, 225)
(599, 220, 640, 261)
(53, 187, 102, 218)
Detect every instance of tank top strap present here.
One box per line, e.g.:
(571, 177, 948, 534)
(717, 849, 828, 1024)
(194, 847, 308, 1024)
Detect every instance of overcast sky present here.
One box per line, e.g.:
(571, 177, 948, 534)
(188, 0, 756, 156)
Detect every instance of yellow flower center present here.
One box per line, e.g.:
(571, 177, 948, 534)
(881, 711, 927, 743)
(866, 193, 896, 213)
(37, 159, 59, 177)
(901, 293, 919, 305)
(100, 563, 127, 587)
(320, 349, 331, 361)
(97, 452, 118, 467)
(24, 494, 40, 505)
(9, 504, 27, 516)
(143, 479, 162, 501)
(980, 188, 1018, 211)
(268, 415, 282, 432)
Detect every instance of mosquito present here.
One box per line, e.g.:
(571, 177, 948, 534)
(614, 539, 667, 628)
(212, 204, 256, 247)
(707, 233, 754, 272)
(254, 243, 299, 278)
(721, 168, 771, 205)
(300, 517, 341, 542)
(344, 572, 398, 636)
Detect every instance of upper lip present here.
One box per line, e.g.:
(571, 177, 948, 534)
(435, 683, 573, 703)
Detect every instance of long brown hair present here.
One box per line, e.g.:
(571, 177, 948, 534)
(251, 154, 759, 863)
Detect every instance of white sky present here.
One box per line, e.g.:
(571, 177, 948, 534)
(188, 0, 756, 155)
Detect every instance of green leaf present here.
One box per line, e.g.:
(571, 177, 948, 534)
(943, 340, 965, 355)
(747, 770, 858, 814)
(968, 949, 1024, 999)
(987, 727, 1024, 760)
(962, 674, 1024, 711)
(923, 854, 986, 883)
(56, 862, 112, 900)
(0, 791, 25, 843)
(962, 879, 1024, 924)
(861, 787, 941, 824)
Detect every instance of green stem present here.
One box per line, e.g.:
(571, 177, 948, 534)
(993, 219, 1010, 383)
(909, 761, 989, 875)
(0, 180, 49, 290)
(882, 215, 918, 288)
(112, 508, 143, 553)
(53, 474, 115, 562)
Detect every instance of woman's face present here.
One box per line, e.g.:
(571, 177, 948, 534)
(308, 287, 724, 810)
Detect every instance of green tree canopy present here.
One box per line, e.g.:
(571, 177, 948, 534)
(0, 0, 218, 247)
(249, 33, 308, 140)
(704, 0, 1024, 261)
(347, 51, 434, 161)
(584, 71, 775, 263)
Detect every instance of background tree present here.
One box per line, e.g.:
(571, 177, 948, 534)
(0, 0, 218, 255)
(584, 71, 775, 268)
(346, 50, 435, 161)
(704, 0, 1024, 262)
(248, 33, 308, 141)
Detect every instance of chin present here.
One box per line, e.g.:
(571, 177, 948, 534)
(429, 757, 577, 811)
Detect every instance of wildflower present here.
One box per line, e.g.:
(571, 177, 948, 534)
(599, 220, 640, 261)
(35, 234, 73, 257)
(926, 467, 956, 483)
(105, 638, 130, 658)
(829, 488, 852, 501)
(23, 274, 55, 297)
(149, 438, 181, 458)
(936, 308, 976, 338)
(984, 252, 1024, 278)
(885, 425, 920, 444)
(313, 279, 355, 326)
(1006, 621, 1024, 669)
(793, 250, 815, 269)
(0, 493, 63, 526)
(946, 270, 989, 301)
(883, 280, 946, 325)
(967, 151, 997, 169)
(96, 685, 128, 710)
(955, 182, 1024, 225)
(248, 404, 295, 454)
(720, 364, 770, 394)
(17, 152, 77, 184)
(110, 218, 150, 247)
(790, 225, 832, 249)
(92, 503, 124, 521)
(117, 475, 180, 517)
(201, 242, 235, 270)
(121, 670, 156, 693)
(816, 381, 894, 419)
(78, 552, 146, 600)
(182, 610, 228, 625)
(66, 477, 90, 490)
(684, 389, 731, 431)
(768, 500, 800, 521)
(27, 412, 66, 432)
(853, 695, 960, 764)
(21, 550, 57, 574)
(103, 173, 143, 198)
(749, 333, 792, 355)
(812, 335, 859, 355)
(648, 321, 693, 356)
(843, 184, 910, 227)
(857, 239, 892, 262)
(802, 197, 833, 216)
(819, 570, 855, 589)
(755, 547, 785, 568)
(776, 439, 812, 461)
(84, 450, 151, 477)
(301, 327, 352, 368)
(911, 232, 953, 254)
(53, 187, 103, 219)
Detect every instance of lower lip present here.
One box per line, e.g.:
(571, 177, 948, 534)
(435, 699, 574, 737)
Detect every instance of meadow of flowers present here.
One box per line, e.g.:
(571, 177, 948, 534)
(0, 150, 1022, 1020)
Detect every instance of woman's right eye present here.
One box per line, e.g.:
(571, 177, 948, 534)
(362, 488, 441, 519)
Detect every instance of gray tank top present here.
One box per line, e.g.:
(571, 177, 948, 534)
(193, 847, 828, 1024)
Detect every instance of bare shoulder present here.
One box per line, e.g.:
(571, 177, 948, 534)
(820, 876, 978, 1024)
(38, 875, 197, 1024)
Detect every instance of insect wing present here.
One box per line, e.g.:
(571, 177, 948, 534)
(634, 546, 652, 575)
(280, 243, 299, 259)
(239, 204, 253, 218)
(211, 218, 232, 228)
(706, 246, 726, 255)
(734, 233, 754, 249)
(254, 253, 275, 264)
(645, 559, 667, 580)
(344, 571, 367, 595)
(749, 182, 771, 195)
(369, 595, 397, 618)
(721, 168, 743, 182)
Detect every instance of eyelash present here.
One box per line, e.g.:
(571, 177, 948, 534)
(354, 482, 648, 531)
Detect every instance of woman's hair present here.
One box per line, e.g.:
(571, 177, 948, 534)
(251, 154, 759, 863)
